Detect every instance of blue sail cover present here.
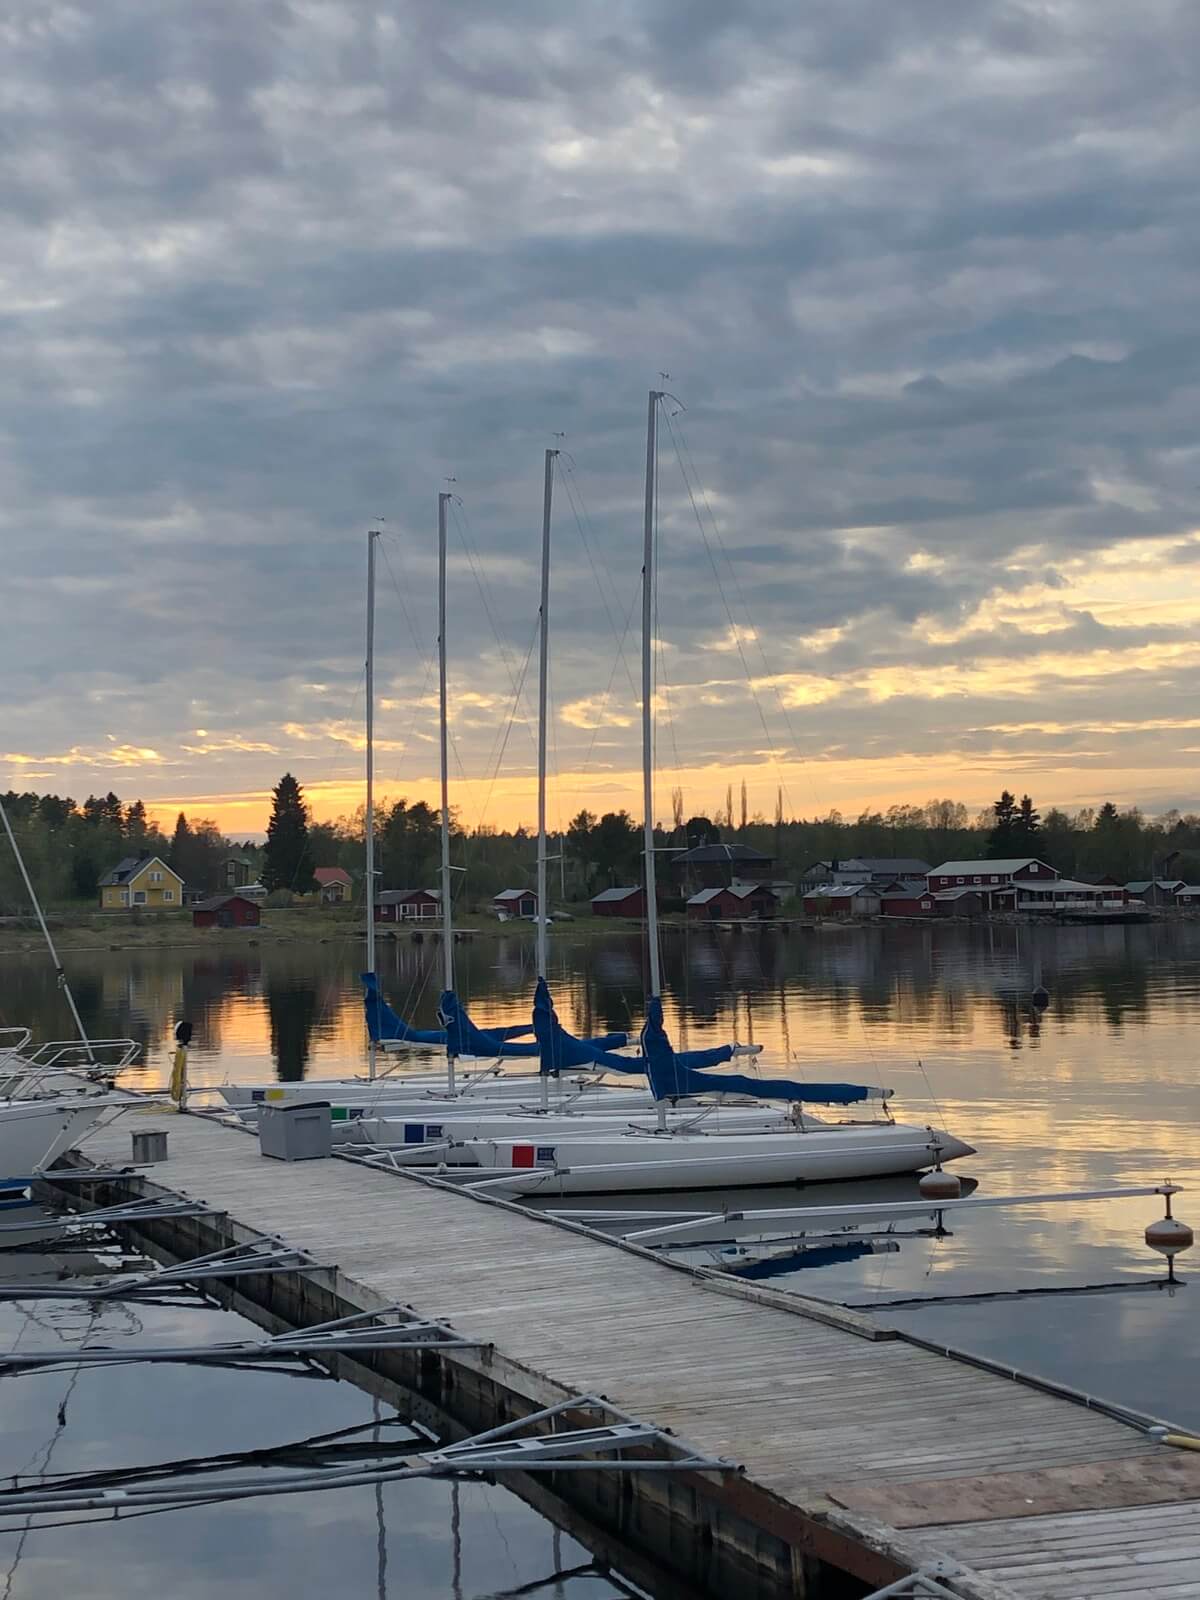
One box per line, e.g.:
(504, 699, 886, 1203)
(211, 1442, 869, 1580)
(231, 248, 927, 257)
(437, 989, 540, 1058)
(531, 976, 635, 1075)
(640, 996, 876, 1105)
(362, 972, 446, 1045)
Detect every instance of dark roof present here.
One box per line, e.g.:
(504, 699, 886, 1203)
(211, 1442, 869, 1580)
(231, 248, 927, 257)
(376, 888, 439, 904)
(879, 879, 931, 898)
(192, 893, 257, 912)
(98, 854, 180, 887)
(592, 886, 641, 902)
(674, 843, 771, 864)
(858, 857, 931, 875)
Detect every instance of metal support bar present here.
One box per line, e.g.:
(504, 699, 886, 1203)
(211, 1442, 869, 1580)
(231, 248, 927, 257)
(0, 1303, 485, 1373)
(0, 1240, 320, 1301)
(862, 1564, 966, 1598)
(0, 1391, 736, 1520)
(0, 1196, 214, 1239)
(624, 1184, 1183, 1245)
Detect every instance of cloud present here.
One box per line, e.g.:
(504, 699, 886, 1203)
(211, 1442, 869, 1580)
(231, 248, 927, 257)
(2, 0, 1200, 828)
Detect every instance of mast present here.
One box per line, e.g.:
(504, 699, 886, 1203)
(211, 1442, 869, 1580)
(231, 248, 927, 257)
(536, 448, 557, 981)
(536, 448, 557, 1111)
(0, 797, 94, 1061)
(438, 491, 456, 1091)
(642, 389, 663, 999)
(365, 528, 379, 1080)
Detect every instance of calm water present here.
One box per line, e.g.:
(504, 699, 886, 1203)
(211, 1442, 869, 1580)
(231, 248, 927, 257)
(0, 1245, 667, 1600)
(3, 920, 1199, 1428)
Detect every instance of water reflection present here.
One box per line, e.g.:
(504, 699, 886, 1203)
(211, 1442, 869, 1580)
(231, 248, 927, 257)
(266, 973, 319, 1081)
(5, 922, 1199, 1486)
(0, 1288, 669, 1600)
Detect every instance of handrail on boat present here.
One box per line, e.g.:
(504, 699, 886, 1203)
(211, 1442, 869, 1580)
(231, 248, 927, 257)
(19, 1038, 141, 1073)
(0, 1036, 142, 1100)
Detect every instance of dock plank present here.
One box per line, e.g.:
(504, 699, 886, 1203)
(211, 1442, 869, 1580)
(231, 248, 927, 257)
(67, 1113, 1192, 1600)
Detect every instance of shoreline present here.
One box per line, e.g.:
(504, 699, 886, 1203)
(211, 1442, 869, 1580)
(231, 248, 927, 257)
(0, 903, 1180, 957)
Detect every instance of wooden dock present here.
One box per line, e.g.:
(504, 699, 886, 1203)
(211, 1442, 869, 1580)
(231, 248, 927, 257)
(61, 1111, 1200, 1599)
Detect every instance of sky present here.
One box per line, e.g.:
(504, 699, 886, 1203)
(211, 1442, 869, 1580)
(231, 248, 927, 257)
(3, 0, 1199, 839)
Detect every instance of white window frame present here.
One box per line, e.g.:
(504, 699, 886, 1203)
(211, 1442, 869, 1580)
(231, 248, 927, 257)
(120, 889, 129, 906)
(133, 890, 147, 904)
(163, 890, 174, 902)
(1029, 863, 1039, 873)
(956, 876, 965, 885)
(150, 870, 162, 883)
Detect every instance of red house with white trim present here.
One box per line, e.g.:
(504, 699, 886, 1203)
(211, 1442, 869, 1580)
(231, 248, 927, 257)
(375, 889, 439, 923)
(924, 859, 1059, 914)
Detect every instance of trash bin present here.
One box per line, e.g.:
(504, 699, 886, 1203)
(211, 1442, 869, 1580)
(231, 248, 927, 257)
(258, 1101, 332, 1162)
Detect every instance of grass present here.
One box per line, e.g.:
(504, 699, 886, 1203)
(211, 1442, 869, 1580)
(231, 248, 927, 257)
(0, 902, 651, 956)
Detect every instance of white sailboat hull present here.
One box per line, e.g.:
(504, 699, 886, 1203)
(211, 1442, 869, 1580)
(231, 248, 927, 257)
(0, 1097, 110, 1180)
(440, 1122, 974, 1195)
(335, 1104, 794, 1156)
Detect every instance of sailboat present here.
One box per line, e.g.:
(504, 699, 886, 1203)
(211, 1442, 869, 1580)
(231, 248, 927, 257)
(0, 800, 153, 1183)
(396, 391, 975, 1195)
(220, 489, 645, 1119)
(334, 451, 798, 1152)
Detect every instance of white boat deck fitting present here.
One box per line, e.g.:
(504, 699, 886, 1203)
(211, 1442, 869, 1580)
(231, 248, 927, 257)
(63, 1112, 1200, 1600)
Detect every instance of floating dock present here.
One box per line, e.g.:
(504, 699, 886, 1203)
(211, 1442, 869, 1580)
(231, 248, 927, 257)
(48, 1112, 1200, 1599)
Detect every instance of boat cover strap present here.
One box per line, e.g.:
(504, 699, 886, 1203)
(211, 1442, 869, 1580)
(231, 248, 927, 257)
(640, 996, 877, 1105)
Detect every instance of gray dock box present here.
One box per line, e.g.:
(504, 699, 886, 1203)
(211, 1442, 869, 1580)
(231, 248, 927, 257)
(258, 1101, 332, 1162)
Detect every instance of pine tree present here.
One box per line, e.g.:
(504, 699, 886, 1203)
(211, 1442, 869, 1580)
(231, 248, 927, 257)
(987, 790, 1019, 858)
(263, 773, 315, 893)
(169, 813, 192, 878)
(1095, 801, 1120, 831)
(1008, 794, 1042, 856)
(125, 799, 148, 843)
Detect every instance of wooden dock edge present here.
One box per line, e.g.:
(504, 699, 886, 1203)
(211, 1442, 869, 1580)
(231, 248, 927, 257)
(40, 1156, 1014, 1600)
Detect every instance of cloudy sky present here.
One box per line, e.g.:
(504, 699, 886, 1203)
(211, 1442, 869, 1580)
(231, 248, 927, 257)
(3, 1, 1199, 837)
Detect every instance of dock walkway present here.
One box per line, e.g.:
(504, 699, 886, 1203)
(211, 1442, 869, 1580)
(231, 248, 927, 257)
(71, 1113, 1200, 1599)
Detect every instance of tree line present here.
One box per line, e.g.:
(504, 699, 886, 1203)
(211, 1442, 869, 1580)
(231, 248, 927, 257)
(0, 788, 261, 910)
(4, 778, 1200, 914)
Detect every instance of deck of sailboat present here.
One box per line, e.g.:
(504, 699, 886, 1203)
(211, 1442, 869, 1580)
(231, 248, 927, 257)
(64, 1109, 1197, 1600)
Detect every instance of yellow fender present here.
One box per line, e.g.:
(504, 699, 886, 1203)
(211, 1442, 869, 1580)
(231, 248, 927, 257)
(169, 1046, 188, 1106)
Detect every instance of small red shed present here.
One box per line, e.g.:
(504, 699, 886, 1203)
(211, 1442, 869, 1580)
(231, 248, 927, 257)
(687, 884, 777, 921)
(878, 879, 935, 917)
(192, 893, 261, 930)
(591, 886, 646, 918)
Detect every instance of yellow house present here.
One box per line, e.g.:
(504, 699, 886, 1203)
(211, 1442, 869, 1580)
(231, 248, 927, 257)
(99, 855, 184, 910)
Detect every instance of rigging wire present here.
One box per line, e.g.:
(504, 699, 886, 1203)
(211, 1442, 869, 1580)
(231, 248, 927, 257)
(661, 407, 808, 820)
